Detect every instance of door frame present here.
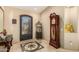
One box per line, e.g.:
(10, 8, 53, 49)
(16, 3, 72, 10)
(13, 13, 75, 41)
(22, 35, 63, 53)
(20, 15, 33, 41)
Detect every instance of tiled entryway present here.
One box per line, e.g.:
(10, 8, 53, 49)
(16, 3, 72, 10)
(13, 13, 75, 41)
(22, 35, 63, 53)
(10, 39, 78, 52)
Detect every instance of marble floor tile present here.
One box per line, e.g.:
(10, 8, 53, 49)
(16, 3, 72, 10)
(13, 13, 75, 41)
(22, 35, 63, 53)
(10, 39, 79, 52)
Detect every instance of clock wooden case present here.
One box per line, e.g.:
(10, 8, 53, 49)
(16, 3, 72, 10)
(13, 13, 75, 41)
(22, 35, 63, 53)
(49, 13, 60, 48)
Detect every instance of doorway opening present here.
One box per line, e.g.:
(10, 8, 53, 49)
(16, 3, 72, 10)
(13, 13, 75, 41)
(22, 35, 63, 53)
(20, 15, 33, 41)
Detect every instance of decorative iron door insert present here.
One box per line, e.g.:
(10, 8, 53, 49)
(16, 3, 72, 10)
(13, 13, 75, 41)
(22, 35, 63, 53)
(20, 15, 33, 41)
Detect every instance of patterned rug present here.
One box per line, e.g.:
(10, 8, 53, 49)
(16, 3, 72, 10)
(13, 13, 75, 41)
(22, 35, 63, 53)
(21, 41, 44, 52)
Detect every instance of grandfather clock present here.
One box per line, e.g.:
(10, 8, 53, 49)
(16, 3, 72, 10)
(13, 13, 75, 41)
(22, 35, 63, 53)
(49, 13, 60, 48)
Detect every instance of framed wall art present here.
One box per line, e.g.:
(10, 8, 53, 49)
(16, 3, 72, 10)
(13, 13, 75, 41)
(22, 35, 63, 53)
(12, 19, 17, 24)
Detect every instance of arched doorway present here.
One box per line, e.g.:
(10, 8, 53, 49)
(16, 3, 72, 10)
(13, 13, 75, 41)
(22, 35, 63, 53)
(20, 15, 33, 41)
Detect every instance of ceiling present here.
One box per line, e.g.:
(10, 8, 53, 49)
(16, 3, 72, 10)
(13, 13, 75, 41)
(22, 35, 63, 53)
(12, 6, 48, 13)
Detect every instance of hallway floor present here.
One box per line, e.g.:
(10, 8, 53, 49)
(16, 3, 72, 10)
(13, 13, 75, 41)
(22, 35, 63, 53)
(10, 39, 79, 52)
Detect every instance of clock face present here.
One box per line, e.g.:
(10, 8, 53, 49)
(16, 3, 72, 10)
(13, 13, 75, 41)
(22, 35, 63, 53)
(52, 18, 55, 24)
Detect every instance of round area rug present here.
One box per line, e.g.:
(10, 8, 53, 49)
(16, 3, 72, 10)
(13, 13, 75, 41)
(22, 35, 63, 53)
(21, 41, 44, 52)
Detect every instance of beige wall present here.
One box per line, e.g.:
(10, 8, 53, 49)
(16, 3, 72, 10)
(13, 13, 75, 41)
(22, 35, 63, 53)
(41, 6, 65, 48)
(0, 7, 4, 32)
(3, 7, 40, 43)
(77, 7, 79, 33)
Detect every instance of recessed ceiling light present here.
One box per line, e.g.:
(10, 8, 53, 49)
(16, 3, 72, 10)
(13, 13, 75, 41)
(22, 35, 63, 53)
(34, 8, 38, 11)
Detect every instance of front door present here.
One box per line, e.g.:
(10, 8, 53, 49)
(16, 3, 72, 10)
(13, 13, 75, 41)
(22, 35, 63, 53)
(20, 15, 33, 41)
